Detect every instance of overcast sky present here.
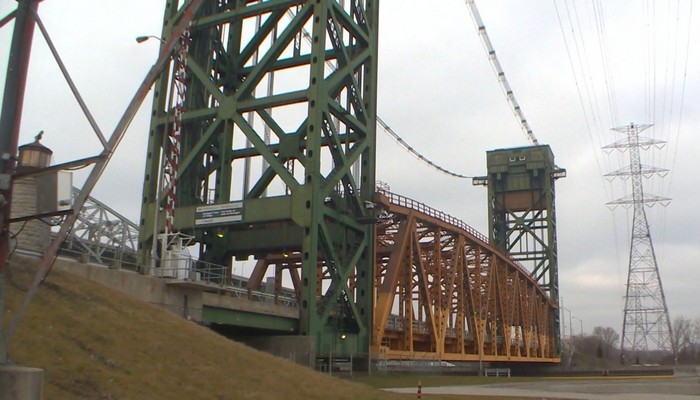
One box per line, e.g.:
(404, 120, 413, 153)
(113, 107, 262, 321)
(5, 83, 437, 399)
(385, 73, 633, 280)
(1, 1, 698, 337)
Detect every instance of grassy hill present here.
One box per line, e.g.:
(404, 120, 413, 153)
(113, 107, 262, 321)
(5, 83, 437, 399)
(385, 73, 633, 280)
(2, 256, 408, 400)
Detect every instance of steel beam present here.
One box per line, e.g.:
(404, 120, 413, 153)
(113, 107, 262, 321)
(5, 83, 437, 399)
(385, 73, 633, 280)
(202, 306, 298, 332)
(0, 0, 39, 365)
(138, 0, 378, 359)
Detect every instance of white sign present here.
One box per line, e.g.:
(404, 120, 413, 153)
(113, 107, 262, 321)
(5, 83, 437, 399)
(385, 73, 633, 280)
(194, 201, 243, 226)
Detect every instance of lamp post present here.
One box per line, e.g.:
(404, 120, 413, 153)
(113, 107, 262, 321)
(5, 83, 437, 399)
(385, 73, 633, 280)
(136, 35, 166, 44)
(560, 305, 573, 367)
(572, 316, 583, 355)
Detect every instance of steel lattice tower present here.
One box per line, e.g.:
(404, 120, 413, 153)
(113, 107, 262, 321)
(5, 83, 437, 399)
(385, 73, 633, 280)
(137, 0, 378, 362)
(604, 123, 676, 362)
(474, 145, 566, 355)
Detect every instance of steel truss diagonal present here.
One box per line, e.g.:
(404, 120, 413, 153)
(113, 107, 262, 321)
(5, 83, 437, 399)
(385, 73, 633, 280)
(138, 0, 378, 358)
(59, 188, 140, 267)
(371, 190, 558, 362)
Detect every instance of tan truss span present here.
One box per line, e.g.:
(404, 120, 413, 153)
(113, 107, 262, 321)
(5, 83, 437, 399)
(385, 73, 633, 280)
(372, 190, 559, 363)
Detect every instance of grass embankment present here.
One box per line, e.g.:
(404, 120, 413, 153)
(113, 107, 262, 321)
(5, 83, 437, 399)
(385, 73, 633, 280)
(4, 256, 546, 400)
(4, 257, 409, 400)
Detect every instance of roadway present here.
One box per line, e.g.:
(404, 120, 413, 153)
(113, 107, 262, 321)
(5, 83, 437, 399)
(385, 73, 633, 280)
(386, 374, 700, 399)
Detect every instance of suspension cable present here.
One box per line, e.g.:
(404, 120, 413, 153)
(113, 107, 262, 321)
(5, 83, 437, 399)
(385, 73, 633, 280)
(464, 0, 540, 146)
(287, 9, 475, 179)
(377, 117, 473, 179)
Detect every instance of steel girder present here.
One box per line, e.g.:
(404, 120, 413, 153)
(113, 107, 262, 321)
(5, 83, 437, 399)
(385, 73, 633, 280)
(372, 190, 558, 363)
(137, 0, 378, 357)
(60, 187, 139, 266)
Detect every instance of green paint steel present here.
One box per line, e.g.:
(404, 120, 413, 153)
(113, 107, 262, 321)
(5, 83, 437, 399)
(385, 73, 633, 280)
(202, 306, 298, 333)
(138, 1, 378, 359)
(481, 145, 565, 355)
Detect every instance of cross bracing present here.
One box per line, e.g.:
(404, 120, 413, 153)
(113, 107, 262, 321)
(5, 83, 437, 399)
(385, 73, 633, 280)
(606, 123, 675, 360)
(58, 187, 140, 267)
(138, 0, 378, 359)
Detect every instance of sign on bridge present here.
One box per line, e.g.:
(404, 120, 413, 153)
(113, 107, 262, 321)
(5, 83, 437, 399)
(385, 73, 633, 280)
(194, 201, 243, 226)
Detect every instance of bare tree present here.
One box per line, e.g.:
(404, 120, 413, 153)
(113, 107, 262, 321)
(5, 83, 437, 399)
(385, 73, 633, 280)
(593, 326, 619, 359)
(673, 316, 700, 363)
(673, 316, 693, 355)
(694, 318, 700, 362)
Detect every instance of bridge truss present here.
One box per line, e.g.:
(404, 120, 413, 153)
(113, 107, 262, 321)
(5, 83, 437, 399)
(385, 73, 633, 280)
(372, 190, 558, 362)
(59, 188, 139, 267)
(138, 0, 378, 359)
(240, 188, 559, 363)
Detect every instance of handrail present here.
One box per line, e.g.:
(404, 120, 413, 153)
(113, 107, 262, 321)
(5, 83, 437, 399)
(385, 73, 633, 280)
(375, 188, 551, 304)
(157, 257, 299, 308)
(375, 188, 489, 243)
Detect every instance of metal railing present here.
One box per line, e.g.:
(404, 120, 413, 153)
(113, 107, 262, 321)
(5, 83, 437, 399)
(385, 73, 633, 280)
(156, 257, 298, 308)
(376, 188, 489, 243)
(376, 188, 540, 284)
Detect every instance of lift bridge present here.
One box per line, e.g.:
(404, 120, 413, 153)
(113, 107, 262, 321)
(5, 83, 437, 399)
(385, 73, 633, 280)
(59, 1, 564, 365)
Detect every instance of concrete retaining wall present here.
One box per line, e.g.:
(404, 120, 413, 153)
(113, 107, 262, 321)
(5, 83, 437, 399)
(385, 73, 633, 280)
(51, 257, 204, 321)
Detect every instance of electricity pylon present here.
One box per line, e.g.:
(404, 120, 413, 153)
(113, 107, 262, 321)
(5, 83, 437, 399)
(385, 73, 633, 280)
(604, 123, 676, 363)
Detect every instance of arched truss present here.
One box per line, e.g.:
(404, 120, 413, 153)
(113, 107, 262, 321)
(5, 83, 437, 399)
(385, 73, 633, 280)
(245, 188, 559, 363)
(372, 190, 558, 362)
(59, 188, 139, 266)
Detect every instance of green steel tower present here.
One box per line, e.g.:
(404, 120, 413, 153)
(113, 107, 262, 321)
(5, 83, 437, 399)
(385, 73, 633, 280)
(474, 145, 566, 351)
(137, 0, 378, 361)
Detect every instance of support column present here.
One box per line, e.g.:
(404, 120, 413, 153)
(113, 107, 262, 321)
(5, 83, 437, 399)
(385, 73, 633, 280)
(0, 0, 40, 365)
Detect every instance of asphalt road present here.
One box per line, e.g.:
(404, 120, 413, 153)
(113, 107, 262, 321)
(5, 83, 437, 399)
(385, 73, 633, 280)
(386, 375, 700, 399)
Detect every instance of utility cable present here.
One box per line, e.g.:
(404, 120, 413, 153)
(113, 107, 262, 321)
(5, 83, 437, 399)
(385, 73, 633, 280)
(571, 0, 608, 136)
(667, 0, 693, 191)
(592, 0, 619, 127)
(553, 0, 611, 199)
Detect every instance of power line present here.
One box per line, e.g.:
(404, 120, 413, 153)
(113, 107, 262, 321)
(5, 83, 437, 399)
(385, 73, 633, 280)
(667, 0, 693, 190)
(553, 0, 610, 196)
(592, 0, 619, 126)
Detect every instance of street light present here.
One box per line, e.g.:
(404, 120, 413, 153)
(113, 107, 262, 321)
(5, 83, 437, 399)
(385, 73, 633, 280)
(136, 35, 165, 44)
(572, 316, 583, 354)
(560, 305, 573, 367)
(562, 307, 572, 342)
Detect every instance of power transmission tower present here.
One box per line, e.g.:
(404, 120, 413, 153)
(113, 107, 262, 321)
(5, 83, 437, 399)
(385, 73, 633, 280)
(603, 123, 676, 363)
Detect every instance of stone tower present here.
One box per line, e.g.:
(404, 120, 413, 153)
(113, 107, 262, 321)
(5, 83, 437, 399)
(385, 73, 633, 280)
(10, 134, 53, 254)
